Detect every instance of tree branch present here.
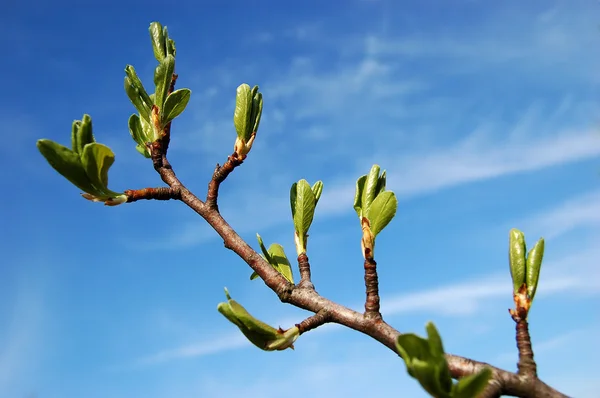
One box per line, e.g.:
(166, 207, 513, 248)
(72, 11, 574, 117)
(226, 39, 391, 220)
(125, 187, 181, 202)
(296, 309, 331, 334)
(510, 284, 538, 378)
(150, 153, 568, 398)
(205, 154, 244, 210)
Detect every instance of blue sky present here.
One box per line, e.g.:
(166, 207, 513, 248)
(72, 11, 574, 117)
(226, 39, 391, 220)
(2, 0, 599, 397)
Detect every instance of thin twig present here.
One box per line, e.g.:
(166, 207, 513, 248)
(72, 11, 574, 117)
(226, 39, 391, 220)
(297, 252, 314, 290)
(364, 257, 381, 319)
(205, 154, 244, 210)
(515, 319, 537, 377)
(125, 187, 181, 202)
(509, 284, 538, 378)
(296, 309, 331, 334)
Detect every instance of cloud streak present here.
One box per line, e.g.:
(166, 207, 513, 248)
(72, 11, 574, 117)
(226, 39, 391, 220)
(132, 239, 599, 366)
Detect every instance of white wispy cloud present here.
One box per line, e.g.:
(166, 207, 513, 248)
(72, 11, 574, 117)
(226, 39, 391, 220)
(318, 127, 600, 212)
(133, 240, 599, 365)
(134, 334, 249, 367)
(158, 3, 599, 251)
(151, 120, 600, 250)
(520, 189, 600, 240)
(365, 3, 600, 81)
(494, 328, 589, 365)
(0, 272, 45, 398)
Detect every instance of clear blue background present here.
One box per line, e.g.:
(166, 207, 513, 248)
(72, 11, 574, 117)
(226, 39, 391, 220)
(1, 0, 599, 397)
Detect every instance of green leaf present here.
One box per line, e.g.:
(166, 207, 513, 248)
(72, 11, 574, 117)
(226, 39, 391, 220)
(411, 360, 452, 398)
(397, 324, 455, 398)
(353, 174, 367, 218)
(162, 88, 191, 124)
(251, 234, 273, 281)
(526, 238, 545, 302)
(153, 55, 175, 109)
(149, 22, 166, 62)
(128, 114, 151, 158)
(71, 115, 95, 155)
(396, 334, 433, 364)
(167, 38, 176, 57)
(77, 115, 95, 152)
(251, 89, 263, 134)
(252, 235, 294, 283)
(234, 83, 253, 141)
(508, 228, 527, 294)
(312, 180, 323, 204)
(290, 179, 316, 251)
(80, 143, 121, 198)
(452, 368, 492, 398)
(36, 139, 96, 194)
(256, 234, 273, 263)
(426, 322, 445, 358)
(366, 191, 397, 237)
(362, 164, 381, 215)
(268, 243, 294, 284)
(162, 26, 176, 57)
(217, 288, 297, 351)
(376, 170, 387, 195)
(139, 111, 154, 143)
(124, 65, 153, 123)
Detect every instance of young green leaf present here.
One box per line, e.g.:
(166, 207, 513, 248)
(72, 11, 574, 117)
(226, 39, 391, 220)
(153, 55, 175, 109)
(80, 143, 121, 198)
(397, 323, 454, 398)
(162, 88, 191, 124)
(526, 238, 545, 302)
(251, 89, 263, 134)
(71, 115, 95, 155)
(256, 233, 273, 263)
(412, 361, 452, 398)
(312, 180, 323, 204)
(290, 179, 316, 251)
(233, 83, 253, 141)
(508, 228, 527, 294)
(217, 288, 297, 351)
(36, 139, 96, 194)
(354, 174, 367, 218)
(128, 114, 151, 158)
(268, 243, 294, 284)
(426, 322, 445, 358)
(366, 190, 397, 237)
(452, 367, 492, 398)
(362, 164, 381, 215)
(124, 65, 153, 122)
(376, 170, 387, 196)
(149, 22, 166, 62)
(167, 38, 176, 57)
(396, 334, 433, 364)
(250, 234, 274, 281)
